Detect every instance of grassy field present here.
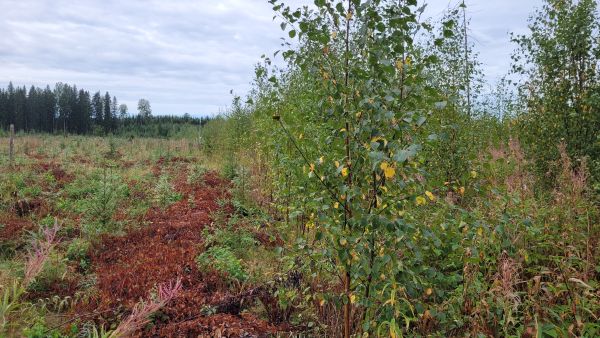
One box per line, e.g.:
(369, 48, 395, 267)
(0, 135, 290, 337)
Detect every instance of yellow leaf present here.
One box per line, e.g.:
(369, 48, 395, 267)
(341, 167, 349, 177)
(405, 56, 412, 66)
(310, 163, 315, 172)
(334, 202, 339, 209)
(319, 156, 324, 164)
(470, 170, 478, 179)
(415, 196, 426, 206)
(425, 288, 433, 296)
(340, 238, 347, 246)
(335, 160, 340, 168)
(331, 31, 338, 39)
(380, 162, 395, 178)
(459, 186, 465, 195)
(372, 136, 388, 146)
(350, 293, 356, 304)
(384, 166, 395, 179)
(425, 191, 436, 201)
(477, 227, 483, 237)
(298, 133, 303, 139)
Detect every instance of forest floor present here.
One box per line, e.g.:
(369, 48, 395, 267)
(81, 160, 279, 337)
(0, 136, 288, 337)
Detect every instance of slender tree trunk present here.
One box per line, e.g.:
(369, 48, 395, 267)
(343, 1, 353, 337)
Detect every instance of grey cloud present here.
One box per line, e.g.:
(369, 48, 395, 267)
(0, 0, 542, 116)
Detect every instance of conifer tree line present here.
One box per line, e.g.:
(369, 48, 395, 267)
(0, 82, 210, 136)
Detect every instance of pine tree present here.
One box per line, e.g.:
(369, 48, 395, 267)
(111, 95, 118, 130)
(92, 91, 103, 130)
(0, 88, 7, 129)
(14, 86, 27, 131)
(6, 82, 15, 127)
(77, 90, 92, 134)
(42, 85, 56, 133)
(103, 92, 112, 133)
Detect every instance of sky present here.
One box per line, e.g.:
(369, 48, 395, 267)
(0, 0, 543, 117)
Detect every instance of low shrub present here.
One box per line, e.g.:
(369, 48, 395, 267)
(66, 239, 91, 271)
(222, 159, 238, 181)
(187, 164, 207, 185)
(196, 246, 247, 282)
(153, 174, 182, 209)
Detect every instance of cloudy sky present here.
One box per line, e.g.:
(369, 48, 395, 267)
(0, 0, 542, 116)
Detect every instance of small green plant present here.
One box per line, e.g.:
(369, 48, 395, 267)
(0, 281, 26, 333)
(202, 223, 257, 259)
(196, 246, 247, 282)
(106, 138, 118, 159)
(79, 166, 129, 236)
(23, 321, 68, 338)
(66, 239, 91, 271)
(222, 158, 238, 180)
(187, 164, 207, 185)
(153, 174, 182, 209)
(88, 167, 121, 226)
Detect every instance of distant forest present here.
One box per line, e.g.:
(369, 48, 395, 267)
(0, 82, 211, 137)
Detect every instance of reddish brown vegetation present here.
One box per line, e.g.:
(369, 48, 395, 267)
(34, 162, 74, 187)
(13, 198, 47, 217)
(77, 170, 279, 337)
(0, 216, 33, 243)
